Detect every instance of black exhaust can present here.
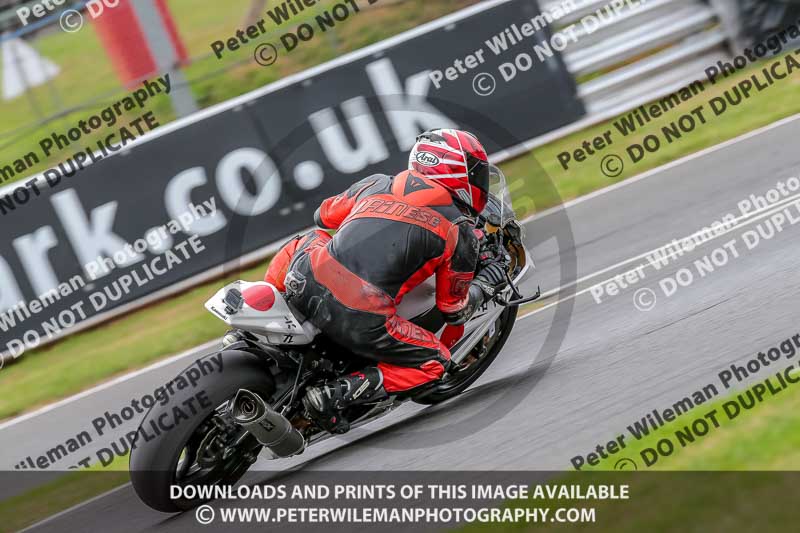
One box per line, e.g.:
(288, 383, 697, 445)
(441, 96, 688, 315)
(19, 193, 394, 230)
(230, 389, 306, 458)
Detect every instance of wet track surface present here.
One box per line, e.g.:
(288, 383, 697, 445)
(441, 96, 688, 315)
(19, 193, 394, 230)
(9, 117, 800, 531)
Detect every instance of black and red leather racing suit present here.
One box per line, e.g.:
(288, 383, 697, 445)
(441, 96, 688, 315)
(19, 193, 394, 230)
(265, 171, 480, 393)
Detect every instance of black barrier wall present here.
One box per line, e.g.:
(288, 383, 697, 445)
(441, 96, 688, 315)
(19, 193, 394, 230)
(0, 0, 585, 353)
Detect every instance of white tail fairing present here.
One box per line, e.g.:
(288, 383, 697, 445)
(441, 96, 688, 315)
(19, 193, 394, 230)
(204, 281, 319, 345)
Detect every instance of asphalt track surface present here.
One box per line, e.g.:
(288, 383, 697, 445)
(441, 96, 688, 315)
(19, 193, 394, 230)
(8, 116, 800, 531)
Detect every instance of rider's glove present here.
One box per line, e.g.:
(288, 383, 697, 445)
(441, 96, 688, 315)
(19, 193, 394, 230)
(473, 260, 508, 299)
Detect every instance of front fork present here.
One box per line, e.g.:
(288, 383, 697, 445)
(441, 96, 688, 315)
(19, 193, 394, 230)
(450, 228, 538, 363)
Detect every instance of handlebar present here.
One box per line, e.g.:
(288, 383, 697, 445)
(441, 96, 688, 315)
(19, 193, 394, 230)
(494, 285, 541, 307)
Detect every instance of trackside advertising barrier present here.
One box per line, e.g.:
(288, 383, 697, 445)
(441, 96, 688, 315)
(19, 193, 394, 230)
(0, 0, 584, 357)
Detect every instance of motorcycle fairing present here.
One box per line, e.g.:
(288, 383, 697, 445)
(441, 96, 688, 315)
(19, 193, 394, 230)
(205, 281, 319, 345)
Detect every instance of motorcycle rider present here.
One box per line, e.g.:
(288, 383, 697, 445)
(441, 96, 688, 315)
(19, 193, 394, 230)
(265, 129, 509, 433)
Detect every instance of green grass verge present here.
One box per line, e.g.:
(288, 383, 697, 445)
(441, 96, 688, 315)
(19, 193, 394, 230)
(577, 371, 800, 472)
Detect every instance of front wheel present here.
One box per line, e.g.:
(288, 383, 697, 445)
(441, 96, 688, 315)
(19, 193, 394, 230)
(414, 305, 518, 405)
(129, 350, 276, 513)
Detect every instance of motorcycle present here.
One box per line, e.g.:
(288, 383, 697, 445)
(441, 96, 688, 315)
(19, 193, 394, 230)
(129, 166, 539, 512)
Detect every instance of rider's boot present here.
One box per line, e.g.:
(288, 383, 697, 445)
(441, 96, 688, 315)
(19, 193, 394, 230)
(302, 367, 388, 434)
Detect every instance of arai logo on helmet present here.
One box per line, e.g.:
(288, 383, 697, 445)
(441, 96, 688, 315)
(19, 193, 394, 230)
(415, 151, 440, 167)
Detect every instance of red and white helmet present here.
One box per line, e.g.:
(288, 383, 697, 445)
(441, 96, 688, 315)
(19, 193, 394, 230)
(408, 129, 490, 215)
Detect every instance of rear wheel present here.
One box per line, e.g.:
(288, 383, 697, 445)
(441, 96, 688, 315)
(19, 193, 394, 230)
(129, 351, 276, 512)
(414, 305, 518, 405)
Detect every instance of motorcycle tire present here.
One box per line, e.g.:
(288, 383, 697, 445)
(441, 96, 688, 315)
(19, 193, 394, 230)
(129, 350, 275, 513)
(414, 305, 518, 405)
